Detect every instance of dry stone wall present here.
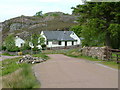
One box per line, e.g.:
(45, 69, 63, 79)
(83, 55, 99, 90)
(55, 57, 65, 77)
(82, 46, 110, 60)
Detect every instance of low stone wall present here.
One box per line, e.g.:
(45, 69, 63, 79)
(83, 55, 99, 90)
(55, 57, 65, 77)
(82, 46, 110, 60)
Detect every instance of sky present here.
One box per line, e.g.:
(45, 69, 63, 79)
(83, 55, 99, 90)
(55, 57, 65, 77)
(0, 0, 83, 22)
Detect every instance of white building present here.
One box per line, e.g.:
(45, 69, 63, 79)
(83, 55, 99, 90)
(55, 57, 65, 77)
(15, 31, 81, 49)
(15, 36, 25, 47)
(41, 31, 81, 48)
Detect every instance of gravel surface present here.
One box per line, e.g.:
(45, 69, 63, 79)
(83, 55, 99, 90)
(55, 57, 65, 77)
(33, 54, 118, 88)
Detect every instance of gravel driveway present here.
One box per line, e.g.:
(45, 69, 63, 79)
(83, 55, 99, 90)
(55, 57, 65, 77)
(33, 54, 118, 88)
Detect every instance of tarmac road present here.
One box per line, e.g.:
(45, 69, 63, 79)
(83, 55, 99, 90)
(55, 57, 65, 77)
(33, 54, 118, 88)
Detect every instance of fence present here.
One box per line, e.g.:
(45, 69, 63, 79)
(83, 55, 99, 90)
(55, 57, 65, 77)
(108, 48, 120, 64)
(82, 46, 120, 64)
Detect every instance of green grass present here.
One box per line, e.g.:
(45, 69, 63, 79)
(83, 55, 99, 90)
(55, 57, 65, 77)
(1, 57, 23, 76)
(33, 53, 49, 60)
(1, 53, 50, 88)
(100, 61, 119, 69)
(65, 54, 119, 69)
(1, 56, 41, 88)
(2, 64, 40, 88)
(66, 54, 101, 61)
(2, 52, 15, 56)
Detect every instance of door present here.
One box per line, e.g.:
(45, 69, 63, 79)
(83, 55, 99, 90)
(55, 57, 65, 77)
(65, 41, 67, 46)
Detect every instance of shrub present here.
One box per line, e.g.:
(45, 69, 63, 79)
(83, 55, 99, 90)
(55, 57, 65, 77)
(41, 44, 46, 50)
(8, 46, 20, 52)
(2, 46, 6, 51)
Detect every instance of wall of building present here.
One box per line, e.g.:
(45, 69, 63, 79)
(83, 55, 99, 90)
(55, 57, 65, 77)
(70, 32, 81, 45)
(15, 37, 25, 47)
(40, 31, 47, 45)
(47, 41, 77, 47)
(41, 31, 81, 48)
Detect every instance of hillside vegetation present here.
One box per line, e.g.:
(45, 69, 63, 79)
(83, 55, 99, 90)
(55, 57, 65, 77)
(1, 12, 78, 40)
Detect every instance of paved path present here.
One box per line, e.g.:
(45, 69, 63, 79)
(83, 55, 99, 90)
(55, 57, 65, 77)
(33, 54, 118, 88)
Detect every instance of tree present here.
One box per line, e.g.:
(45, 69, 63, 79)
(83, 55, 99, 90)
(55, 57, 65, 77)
(34, 11, 43, 17)
(31, 34, 45, 51)
(39, 35, 45, 50)
(20, 40, 31, 51)
(4, 34, 20, 51)
(70, 25, 82, 37)
(72, 2, 120, 49)
(4, 34, 15, 51)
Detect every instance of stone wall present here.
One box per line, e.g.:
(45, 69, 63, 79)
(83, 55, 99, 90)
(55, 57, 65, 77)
(82, 46, 110, 60)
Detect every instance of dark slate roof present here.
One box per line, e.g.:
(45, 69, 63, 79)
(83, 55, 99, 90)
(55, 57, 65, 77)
(43, 31, 76, 41)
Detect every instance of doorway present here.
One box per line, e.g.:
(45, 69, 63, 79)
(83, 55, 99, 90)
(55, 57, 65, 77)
(65, 41, 67, 46)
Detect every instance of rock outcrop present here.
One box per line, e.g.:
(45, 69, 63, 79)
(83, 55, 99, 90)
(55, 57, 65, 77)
(2, 12, 78, 41)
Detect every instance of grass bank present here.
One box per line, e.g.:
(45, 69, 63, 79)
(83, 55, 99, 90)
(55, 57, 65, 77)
(1, 57, 22, 76)
(33, 53, 49, 60)
(1, 52, 15, 56)
(2, 64, 39, 88)
(65, 54, 118, 69)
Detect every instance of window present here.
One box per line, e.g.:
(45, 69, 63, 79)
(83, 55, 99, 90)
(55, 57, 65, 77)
(72, 41, 74, 45)
(21, 43, 24, 47)
(58, 41, 61, 45)
(52, 41, 58, 44)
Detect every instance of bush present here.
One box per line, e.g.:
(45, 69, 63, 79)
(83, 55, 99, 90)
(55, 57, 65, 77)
(32, 47, 39, 51)
(41, 44, 46, 50)
(2, 46, 6, 51)
(8, 46, 20, 52)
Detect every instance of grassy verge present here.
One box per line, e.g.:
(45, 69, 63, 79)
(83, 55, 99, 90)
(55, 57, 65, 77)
(33, 53, 49, 60)
(65, 54, 119, 69)
(1, 57, 22, 76)
(1, 57, 39, 88)
(1, 53, 49, 88)
(2, 64, 40, 88)
(2, 52, 15, 56)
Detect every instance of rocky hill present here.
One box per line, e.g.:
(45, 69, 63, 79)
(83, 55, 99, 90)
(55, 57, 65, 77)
(1, 12, 78, 40)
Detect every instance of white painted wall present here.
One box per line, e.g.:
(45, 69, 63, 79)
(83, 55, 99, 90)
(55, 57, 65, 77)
(70, 32, 81, 45)
(47, 41, 75, 47)
(15, 36, 25, 47)
(40, 31, 47, 44)
(67, 41, 72, 46)
(41, 31, 81, 48)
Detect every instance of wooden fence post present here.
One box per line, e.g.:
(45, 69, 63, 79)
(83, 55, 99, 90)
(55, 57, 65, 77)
(117, 54, 119, 64)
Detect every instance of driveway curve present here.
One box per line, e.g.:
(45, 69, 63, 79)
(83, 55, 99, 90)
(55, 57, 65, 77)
(33, 54, 118, 88)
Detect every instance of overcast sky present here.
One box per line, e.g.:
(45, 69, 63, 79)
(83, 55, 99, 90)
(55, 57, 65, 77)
(0, 0, 83, 22)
